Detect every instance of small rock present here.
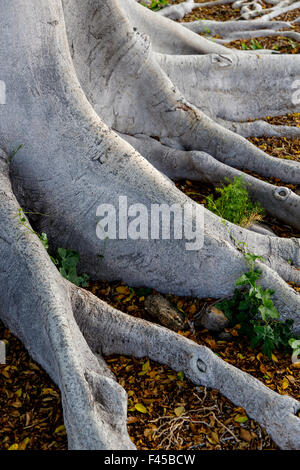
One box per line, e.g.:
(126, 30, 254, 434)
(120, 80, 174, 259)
(195, 305, 229, 333)
(144, 294, 186, 331)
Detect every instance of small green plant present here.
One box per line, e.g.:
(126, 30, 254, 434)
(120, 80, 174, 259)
(17, 209, 89, 287)
(9, 144, 23, 162)
(289, 338, 300, 363)
(241, 43, 249, 50)
(287, 38, 296, 51)
(206, 177, 265, 227)
(207, 195, 298, 362)
(145, 0, 169, 11)
(55, 248, 89, 287)
(250, 39, 264, 50)
(216, 254, 299, 359)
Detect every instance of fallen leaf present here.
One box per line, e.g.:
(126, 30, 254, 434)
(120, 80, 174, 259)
(235, 415, 248, 423)
(135, 403, 147, 414)
(240, 428, 252, 442)
(174, 406, 185, 417)
(8, 443, 19, 450)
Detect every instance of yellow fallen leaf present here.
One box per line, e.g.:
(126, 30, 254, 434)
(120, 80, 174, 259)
(54, 425, 66, 435)
(271, 353, 278, 362)
(8, 444, 19, 451)
(282, 378, 289, 390)
(41, 388, 56, 395)
(189, 304, 197, 314)
(174, 406, 185, 417)
(135, 403, 147, 414)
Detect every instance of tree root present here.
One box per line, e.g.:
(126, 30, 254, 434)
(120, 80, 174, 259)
(155, 53, 300, 122)
(120, 132, 300, 230)
(2, 146, 300, 449)
(0, 150, 134, 450)
(214, 29, 300, 44)
(1, 0, 300, 450)
(182, 19, 292, 35)
(63, 3, 300, 186)
(216, 118, 300, 138)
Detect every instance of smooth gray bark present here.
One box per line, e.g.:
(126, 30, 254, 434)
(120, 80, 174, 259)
(0, 0, 300, 450)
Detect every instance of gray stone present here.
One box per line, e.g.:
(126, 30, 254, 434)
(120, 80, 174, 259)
(195, 305, 230, 333)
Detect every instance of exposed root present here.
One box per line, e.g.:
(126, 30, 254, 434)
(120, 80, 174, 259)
(216, 118, 300, 138)
(1, 0, 300, 450)
(256, 0, 300, 21)
(155, 53, 300, 121)
(0, 150, 134, 450)
(117, 0, 229, 55)
(213, 29, 300, 43)
(3, 145, 300, 450)
(64, 6, 300, 184)
(182, 19, 292, 34)
(120, 132, 300, 230)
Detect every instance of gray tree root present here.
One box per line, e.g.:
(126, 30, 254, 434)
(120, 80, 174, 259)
(214, 29, 300, 44)
(215, 118, 300, 138)
(120, 132, 300, 231)
(1, 2, 299, 324)
(117, 0, 229, 55)
(1, 0, 300, 450)
(0, 150, 134, 450)
(155, 53, 300, 122)
(2, 148, 300, 450)
(182, 19, 292, 35)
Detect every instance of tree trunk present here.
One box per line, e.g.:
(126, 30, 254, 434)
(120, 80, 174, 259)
(0, 0, 300, 449)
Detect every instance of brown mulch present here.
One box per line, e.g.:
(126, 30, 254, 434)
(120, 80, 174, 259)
(0, 321, 67, 450)
(226, 36, 299, 54)
(276, 9, 300, 32)
(90, 280, 300, 450)
(248, 136, 300, 162)
(262, 113, 300, 128)
(179, 4, 241, 23)
(173, 0, 300, 53)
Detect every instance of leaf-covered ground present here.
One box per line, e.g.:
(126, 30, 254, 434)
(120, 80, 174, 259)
(0, 2, 300, 451)
(176, 0, 300, 53)
(0, 321, 67, 450)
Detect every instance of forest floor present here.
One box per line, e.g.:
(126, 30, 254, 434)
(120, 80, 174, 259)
(0, 1, 299, 451)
